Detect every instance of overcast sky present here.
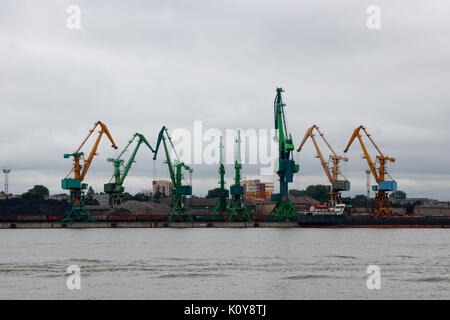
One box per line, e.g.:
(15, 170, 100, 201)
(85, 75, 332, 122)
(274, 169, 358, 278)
(1, 1, 449, 199)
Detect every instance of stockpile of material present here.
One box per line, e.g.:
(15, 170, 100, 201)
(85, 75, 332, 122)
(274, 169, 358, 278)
(0, 199, 69, 216)
(111, 200, 171, 215)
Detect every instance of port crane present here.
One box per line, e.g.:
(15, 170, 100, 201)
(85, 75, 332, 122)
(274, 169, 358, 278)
(104, 133, 155, 207)
(344, 126, 396, 218)
(212, 136, 229, 214)
(270, 88, 299, 218)
(297, 125, 350, 205)
(227, 130, 252, 222)
(61, 121, 118, 222)
(153, 126, 193, 222)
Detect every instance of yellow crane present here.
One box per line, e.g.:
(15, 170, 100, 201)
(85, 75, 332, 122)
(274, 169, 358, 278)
(297, 125, 350, 205)
(344, 125, 396, 218)
(62, 121, 118, 221)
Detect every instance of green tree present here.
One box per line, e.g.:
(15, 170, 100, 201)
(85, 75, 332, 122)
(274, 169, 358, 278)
(206, 188, 222, 198)
(152, 191, 162, 201)
(289, 189, 307, 197)
(133, 193, 151, 202)
(122, 192, 134, 202)
(341, 197, 353, 205)
(390, 190, 407, 200)
(152, 191, 162, 203)
(351, 194, 369, 207)
(21, 185, 49, 199)
(305, 184, 329, 203)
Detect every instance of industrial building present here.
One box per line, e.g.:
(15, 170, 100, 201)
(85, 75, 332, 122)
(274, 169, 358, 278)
(152, 180, 173, 197)
(242, 179, 274, 200)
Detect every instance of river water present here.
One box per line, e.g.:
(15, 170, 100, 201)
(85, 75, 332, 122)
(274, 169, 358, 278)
(0, 228, 448, 299)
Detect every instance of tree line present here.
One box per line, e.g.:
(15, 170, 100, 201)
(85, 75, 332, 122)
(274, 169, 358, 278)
(19, 184, 414, 208)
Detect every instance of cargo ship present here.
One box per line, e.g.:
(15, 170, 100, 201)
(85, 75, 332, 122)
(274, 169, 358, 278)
(297, 214, 450, 228)
(295, 203, 450, 228)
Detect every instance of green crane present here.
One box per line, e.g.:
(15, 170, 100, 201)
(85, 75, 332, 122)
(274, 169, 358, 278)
(153, 126, 193, 222)
(270, 88, 299, 218)
(212, 136, 229, 214)
(104, 133, 155, 207)
(227, 130, 253, 222)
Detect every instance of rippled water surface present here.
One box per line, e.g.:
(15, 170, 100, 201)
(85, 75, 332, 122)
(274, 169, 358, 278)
(0, 228, 448, 299)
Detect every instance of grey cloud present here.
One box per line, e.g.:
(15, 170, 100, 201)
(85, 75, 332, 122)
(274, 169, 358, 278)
(1, 1, 449, 199)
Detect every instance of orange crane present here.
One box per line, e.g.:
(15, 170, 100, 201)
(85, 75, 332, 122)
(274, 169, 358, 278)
(61, 121, 118, 222)
(344, 126, 396, 218)
(297, 125, 350, 205)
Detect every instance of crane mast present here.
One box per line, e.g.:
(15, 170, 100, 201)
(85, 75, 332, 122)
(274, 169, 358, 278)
(227, 130, 252, 222)
(297, 125, 350, 205)
(153, 126, 192, 222)
(212, 136, 229, 214)
(104, 133, 155, 207)
(344, 126, 396, 218)
(270, 88, 299, 218)
(61, 121, 118, 222)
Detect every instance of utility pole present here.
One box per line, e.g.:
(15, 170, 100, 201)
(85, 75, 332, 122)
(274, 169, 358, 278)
(2, 169, 11, 196)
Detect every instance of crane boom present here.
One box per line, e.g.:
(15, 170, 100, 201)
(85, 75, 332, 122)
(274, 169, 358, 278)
(153, 126, 192, 222)
(297, 125, 349, 205)
(117, 134, 154, 185)
(228, 130, 252, 222)
(64, 121, 118, 182)
(105, 133, 155, 207)
(344, 126, 395, 184)
(219, 136, 225, 189)
(297, 125, 333, 183)
(153, 127, 180, 186)
(212, 136, 230, 214)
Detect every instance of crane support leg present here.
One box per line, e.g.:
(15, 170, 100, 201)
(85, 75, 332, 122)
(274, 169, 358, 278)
(372, 191, 393, 218)
(329, 191, 342, 206)
(227, 197, 253, 222)
(269, 199, 297, 218)
(169, 194, 193, 222)
(110, 193, 125, 207)
(212, 196, 229, 214)
(61, 190, 95, 222)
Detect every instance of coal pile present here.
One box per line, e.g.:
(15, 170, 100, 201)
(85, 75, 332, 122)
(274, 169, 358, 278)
(110, 200, 171, 215)
(107, 207, 133, 215)
(0, 198, 70, 216)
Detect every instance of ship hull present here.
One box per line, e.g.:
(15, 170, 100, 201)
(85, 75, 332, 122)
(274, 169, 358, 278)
(297, 215, 450, 228)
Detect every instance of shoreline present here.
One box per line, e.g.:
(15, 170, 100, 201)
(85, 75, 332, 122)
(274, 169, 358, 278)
(1, 221, 449, 229)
